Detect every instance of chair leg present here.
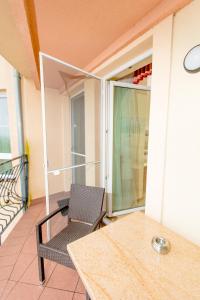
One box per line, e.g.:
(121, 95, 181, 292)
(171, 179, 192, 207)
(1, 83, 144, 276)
(38, 256, 45, 284)
(86, 291, 91, 300)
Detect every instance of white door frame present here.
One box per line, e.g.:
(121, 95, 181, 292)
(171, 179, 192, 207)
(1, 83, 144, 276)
(39, 52, 104, 240)
(106, 81, 151, 217)
(100, 49, 152, 217)
(103, 49, 152, 80)
(40, 49, 153, 234)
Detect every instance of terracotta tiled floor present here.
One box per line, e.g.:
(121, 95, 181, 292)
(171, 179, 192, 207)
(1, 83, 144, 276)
(0, 198, 86, 300)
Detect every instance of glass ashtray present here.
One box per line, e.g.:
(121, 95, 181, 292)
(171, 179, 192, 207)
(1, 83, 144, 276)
(151, 236, 171, 255)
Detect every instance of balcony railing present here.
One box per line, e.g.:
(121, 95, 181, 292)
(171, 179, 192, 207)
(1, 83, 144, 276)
(0, 155, 28, 238)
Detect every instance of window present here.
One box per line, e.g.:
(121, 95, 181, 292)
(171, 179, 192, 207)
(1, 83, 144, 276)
(0, 92, 11, 163)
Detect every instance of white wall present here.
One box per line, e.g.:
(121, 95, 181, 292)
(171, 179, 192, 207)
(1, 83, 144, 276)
(145, 15, 173, 222)
(146, 0, 200, 245)
(162, 0, 200, 245)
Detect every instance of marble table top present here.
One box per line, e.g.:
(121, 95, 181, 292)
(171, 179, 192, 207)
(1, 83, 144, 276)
(67, 212, 200, 300)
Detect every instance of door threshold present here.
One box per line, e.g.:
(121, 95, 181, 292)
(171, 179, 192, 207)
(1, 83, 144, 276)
(103, 206, 145, 225)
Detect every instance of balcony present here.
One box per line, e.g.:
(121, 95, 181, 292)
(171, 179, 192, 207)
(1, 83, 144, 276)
(0, 155, 28, 245)
(0, 197, 86, 299)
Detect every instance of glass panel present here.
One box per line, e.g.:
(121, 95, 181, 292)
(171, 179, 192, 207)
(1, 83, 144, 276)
(41, 54, 102, 235)
(0, 95, 11, 154)
(47, 168, 71, 239)
(71, 92, 85, 184)
(42, 55, 101, 174)
(112, 86, 150, 212)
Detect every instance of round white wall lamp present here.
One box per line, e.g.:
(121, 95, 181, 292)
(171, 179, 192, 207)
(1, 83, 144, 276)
(183, 44, 200, 73)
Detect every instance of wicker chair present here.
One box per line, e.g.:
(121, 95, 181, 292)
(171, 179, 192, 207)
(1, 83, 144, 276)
(36, 184, 105, 284)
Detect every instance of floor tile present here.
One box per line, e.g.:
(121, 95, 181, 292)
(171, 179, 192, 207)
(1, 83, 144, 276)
(22, 233, 37, 254)
(10, 253, 36, 281)
(7, 228, 30, 239)
(20, 257, 56, 285)
(76, 278, 86, 294)
(19, 214, 38, 223)
(73, 293, 86, 300)
(0, 265, 14, 280)
(6, 282, 43, 300)
(0, 280, 8, 298)
(0, 280, 17, 300)
(0, 254, 18, 267)
(46, 264, 79, 292)
(0, 198, 81, 299)
(25, 207, 44, 218)
(3, 236, 27, 247)
(11, 222, 33, 231)
(0, 244, 22, 257)
(40, 287, 73, 300)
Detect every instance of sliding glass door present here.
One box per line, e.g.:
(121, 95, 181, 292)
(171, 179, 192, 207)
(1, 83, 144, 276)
(108, 81, 150, 216)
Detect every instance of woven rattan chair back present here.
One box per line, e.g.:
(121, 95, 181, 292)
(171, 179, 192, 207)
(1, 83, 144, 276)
(68, 184, 105, 224)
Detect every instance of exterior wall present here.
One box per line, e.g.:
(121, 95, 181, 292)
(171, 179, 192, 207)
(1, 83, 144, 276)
(92, 0, 200, 245)
(0, 56, 19, 158)
(162, 0, 200, 245)
(21, 78, 45, 199)
(21, 77, 101, 200)
(0, 59, 45, 201)
(146, 0, 200, 245)
(22, 82, 69, 200)
(145, 16, 173, 221)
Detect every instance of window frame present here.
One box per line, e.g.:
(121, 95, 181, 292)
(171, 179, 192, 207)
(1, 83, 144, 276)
(0, 92, 11, 160)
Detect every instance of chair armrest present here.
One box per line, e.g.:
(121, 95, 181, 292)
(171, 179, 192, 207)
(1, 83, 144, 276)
(91, 211, 106, 232)
(36, 204, 69, 227)
(36, 204, 69, 244)
(57, 198, 70, 216)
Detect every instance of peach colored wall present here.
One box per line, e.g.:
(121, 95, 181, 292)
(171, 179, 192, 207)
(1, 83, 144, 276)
(21, 76, 101, 200)
(22, 82, 71, 200)
(21, 78, 45, 199)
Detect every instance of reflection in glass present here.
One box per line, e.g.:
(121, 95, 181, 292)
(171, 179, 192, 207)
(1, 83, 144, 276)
(112, 87, 150, 212)
(71, 92, 85, 185)
(0, 94, 11, 155)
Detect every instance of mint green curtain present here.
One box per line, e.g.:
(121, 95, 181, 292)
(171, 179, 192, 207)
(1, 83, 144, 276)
(112, 86, 150, 212)
(0, 96, 11, 154)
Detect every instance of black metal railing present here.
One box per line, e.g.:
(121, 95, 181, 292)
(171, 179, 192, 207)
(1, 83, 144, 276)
(0, 155, 28, 235)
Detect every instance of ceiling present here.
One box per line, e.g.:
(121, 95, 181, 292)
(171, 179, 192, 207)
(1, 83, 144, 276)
(34, 0, 162, 69)
(42, 55, 92, 90)
(0, 0, 192, 87)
